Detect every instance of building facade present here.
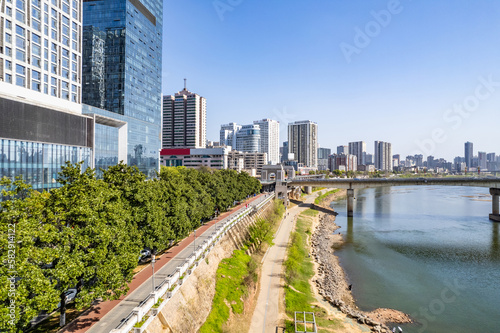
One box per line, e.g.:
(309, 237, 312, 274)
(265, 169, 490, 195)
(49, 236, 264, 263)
(287, 120, 318, 168)
(374, 141, 392, 171)
(337, 145, 348, 155)
(348, 141, 366, 166)
(160, 147, 229, 169)
(228, 151, 267, 176)
(235, 124, 260, 153)
(82, 0, 163, 177)
(328, 154, 357, 172)
(162, 87, 207, 149)
(220, 122, 241, 149)
(253, 119, 279, 165)
(0, 0, 95, 191)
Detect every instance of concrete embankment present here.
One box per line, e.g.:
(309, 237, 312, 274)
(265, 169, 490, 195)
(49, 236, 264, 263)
(144, 199, 275, 333)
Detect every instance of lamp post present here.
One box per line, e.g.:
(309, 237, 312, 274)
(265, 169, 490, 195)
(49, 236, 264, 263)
(194, 229, 196, 254)
(151, 252, 156, 293)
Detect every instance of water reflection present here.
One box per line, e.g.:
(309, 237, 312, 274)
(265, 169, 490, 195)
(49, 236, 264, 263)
(492, 222, 499, 261)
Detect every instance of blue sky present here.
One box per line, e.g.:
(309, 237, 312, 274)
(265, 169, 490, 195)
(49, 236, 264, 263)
(162, 0, 500, 160)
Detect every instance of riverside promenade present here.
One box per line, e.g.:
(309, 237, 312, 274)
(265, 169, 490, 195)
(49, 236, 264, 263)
(59, 194, 266, 333)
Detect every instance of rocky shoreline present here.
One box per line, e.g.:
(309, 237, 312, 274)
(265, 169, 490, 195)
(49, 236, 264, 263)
(311, 213, 412, 333)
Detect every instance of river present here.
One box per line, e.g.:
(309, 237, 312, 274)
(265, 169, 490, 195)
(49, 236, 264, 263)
(330, 186, 500, 333)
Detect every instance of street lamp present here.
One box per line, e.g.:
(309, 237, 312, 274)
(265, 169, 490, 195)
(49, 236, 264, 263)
(194, 229, 196, 254)
(151, 251, 156, 293)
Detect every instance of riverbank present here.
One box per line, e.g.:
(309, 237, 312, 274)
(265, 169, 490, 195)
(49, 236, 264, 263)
(311, 212, 412, 332)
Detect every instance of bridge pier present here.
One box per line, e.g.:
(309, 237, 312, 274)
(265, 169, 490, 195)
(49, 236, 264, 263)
(490, 188, 500, 222)
(347, 189, 354, 217)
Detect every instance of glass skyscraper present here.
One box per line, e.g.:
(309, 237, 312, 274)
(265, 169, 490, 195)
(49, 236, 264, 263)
(82, 0, 163, 178)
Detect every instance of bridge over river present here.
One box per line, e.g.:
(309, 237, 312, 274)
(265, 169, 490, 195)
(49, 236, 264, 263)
(283, 177, 500, 221)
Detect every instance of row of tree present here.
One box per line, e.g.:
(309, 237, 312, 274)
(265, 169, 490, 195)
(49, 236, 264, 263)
(0, 163, 261, 332)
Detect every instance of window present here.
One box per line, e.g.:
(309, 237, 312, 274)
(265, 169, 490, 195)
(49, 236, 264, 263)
(32, 70, 41, 81)
(32, 56, 41, 68)
(5, 74, 12, 83)
(16, 64, 25, 75)
(6, 20, 12, 30)
(32, 44, 41, 56)
(5, 33, 12, 44)
(15, 25, 25, 37)
(16, 0, 25, 10)
(32, 33, 41, 44)
(16, 10, 25, 23)
(5, 47, 12, 56)
(16, 75, 25, 87)
(32, 0, 41, 8)
(15, 49, 25, 61)
(5, 60, 12, 70)
(6, 7, 12, 16)
(32, 81, 41, 91)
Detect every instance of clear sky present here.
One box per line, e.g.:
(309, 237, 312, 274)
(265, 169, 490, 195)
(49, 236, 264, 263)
(162, 0, 500, 161)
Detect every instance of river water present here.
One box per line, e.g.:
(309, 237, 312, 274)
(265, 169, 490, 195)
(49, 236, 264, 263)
(330, 186, 500, 333)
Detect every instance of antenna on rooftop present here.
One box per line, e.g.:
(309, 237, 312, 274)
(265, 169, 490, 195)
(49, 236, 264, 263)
(184, 78, 187, 90)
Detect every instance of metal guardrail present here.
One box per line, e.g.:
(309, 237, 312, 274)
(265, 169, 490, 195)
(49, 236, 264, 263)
(294, 311, 317, 333)
(110, 193, 275, 333)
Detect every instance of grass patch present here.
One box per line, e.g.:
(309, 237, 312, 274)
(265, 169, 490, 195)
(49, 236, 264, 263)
(199, 249, 254, 333)
(284, 210, 343, 332)
(314, 189, 341, 205)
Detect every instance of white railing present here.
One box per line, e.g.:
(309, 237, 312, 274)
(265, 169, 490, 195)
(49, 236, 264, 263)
(110, 193, 275, 333)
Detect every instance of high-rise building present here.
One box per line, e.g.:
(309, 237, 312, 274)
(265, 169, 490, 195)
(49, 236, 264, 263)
(337, 145, 348, 155)
(374, 141, 392, 171)
(220, 123, 242, 149)
(288, 121, 318, 168)
(82, 0, 162, 177)
(163, 86, 206, 149)
(280, 141, 289, 163)
(478, 151, 487, 170)
(365, 153, 373, 165)
(236, 124, 260, 153)
(0, 0, 95, 191)
(348, 141, 366, 165)
(318, 147, 332, 160)
(253, 119, 280, 165)
(393, 154, 400, 168)
(465, 142, 473, 169)
(487, 153, 496, 162)
(328, 154, 357, 172)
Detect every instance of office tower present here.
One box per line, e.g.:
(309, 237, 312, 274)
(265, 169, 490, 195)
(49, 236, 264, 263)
(220, 123, 242, 149)
(82, 0, 163, 177)
(253, 119, 280, 165)
(487, 153, 496, 162)
(414, 154, 424, 167)
(162, 85, 206, 149)
(348, 141, 366, 165)
(478, 151, 487, 170)
(393, 154, 400, 168)
(0, 0, 94, 191)
(235, 124, 260, 153)
(465, 142, 473, 169)
(288, 120, 318, 168)
(365, 153, 373, 165)
(374, 141, 392, 171)
(337, 145, 348, 155)
(427, 155, 436, 169)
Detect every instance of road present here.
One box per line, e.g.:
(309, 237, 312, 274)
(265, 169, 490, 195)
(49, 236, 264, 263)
(248, 193, 317, 333)
(59, 194, 268, 333)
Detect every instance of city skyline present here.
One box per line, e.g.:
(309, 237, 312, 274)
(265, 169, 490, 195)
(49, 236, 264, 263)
(162, 0, 500, 161)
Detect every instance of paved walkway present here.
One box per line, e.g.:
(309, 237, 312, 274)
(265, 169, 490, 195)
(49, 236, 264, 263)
(59, 194, 266, 333)
(249, 193, 316, 333)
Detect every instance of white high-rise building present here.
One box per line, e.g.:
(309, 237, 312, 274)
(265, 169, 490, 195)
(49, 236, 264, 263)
(348, 141, 366, 165)
(288, 120, 318, 168)
(162, 86, 207, 149)
(220, 122, 242, 149)
(235, 124, 260, 153)
(0, 0, 82, 112)
(374, 141, 393, 171)
(253, 119, 280, 165)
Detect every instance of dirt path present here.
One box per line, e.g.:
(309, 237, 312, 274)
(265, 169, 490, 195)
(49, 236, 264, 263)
(248, 193, 316, 333)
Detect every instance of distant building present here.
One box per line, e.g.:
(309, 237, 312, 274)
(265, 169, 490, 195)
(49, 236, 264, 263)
(465, 142, 473, 168)
(393, 154, 401, 168)
(374, 141, 392, 171)
(254, 119, 280, 165)
(328, 154, 357, 172)
(317, 147, 331, 171)
(228, 151, 267, 176)
(160, 147, 229, 169)
(348, 141, 366, 165)
(365, 153, 373, 165)
(163, 86, 207, 149)
(478, 151, 487, 170)
(220, 123, 242, 149)
(236, 124, 261, 153)
(288, 120, 318, 168)
(280, 141, 289, 163)
(337, 145, 348, 155)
